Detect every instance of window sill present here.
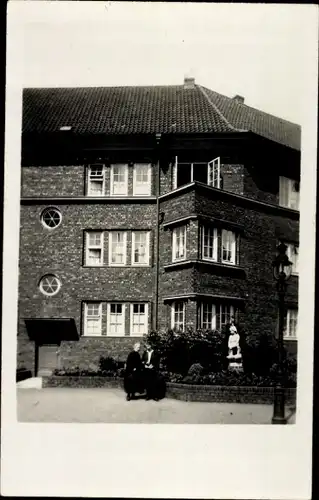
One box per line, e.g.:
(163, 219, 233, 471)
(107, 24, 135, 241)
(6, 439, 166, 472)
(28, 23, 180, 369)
(82, 334, 145, 338)
(164, 259, 245, 274)
(283, 337, 297, 341)
(83, 265, 152, 269)
(131, 263, 150, 268)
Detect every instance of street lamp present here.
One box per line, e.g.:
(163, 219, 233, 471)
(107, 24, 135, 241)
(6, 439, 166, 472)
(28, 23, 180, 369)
(272, 241, 293, 425)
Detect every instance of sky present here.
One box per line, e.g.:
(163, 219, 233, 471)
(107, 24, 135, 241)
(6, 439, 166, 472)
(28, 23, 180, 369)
(12, 2, 319, 125)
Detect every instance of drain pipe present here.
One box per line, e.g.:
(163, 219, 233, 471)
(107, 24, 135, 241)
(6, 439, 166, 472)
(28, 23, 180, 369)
(153, 133, 162, 331)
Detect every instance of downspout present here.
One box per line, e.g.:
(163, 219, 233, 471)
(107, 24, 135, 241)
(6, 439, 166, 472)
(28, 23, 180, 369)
(153, 133, 162, 331)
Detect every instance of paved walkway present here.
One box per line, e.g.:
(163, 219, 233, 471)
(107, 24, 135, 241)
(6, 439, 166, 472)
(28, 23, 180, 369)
(17, 387, 296, 424)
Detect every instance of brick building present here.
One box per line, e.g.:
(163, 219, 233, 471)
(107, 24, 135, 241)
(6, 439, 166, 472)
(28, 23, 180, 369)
(18, 77, 300, 376)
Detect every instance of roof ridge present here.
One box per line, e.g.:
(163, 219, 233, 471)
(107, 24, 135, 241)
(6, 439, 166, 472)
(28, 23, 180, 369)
(197, 85, 248, 133)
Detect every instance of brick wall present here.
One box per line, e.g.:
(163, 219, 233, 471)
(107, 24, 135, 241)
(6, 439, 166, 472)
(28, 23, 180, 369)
(18, 155, 299, 372)
(21, 165, 85, 197)
(244, 165, 279, 205)
(21, 163, 157, 197)
(221, 164, 244, 195)
(18, 201, 157, 373)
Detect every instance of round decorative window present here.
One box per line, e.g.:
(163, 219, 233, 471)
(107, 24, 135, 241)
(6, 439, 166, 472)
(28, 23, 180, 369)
(41, 207, 62, 229)
(39, 275, 61, 296)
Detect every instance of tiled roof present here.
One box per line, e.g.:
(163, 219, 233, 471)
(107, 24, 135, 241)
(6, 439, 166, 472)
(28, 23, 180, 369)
(22, 84, 301, 151)
(200, 86, 300, 151)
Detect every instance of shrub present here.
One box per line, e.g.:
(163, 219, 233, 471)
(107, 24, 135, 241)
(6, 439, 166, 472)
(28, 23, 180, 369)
(99, 356, 118, 372)
(164, 370, 296, 388)
(187, 363, 204, 376)
(146, 328, 229, 374)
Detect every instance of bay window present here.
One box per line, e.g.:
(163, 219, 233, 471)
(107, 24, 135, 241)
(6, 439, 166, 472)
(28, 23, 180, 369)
(171, 301, 185, 332)
(172, 226, 187, 262)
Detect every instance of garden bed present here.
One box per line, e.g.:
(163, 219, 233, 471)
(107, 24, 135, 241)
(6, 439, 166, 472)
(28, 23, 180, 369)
(42, 376, 296, 405)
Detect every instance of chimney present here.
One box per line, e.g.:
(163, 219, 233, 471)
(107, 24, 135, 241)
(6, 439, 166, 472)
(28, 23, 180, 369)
(184, 76, 195, 89)
(233, 95, 245, 104)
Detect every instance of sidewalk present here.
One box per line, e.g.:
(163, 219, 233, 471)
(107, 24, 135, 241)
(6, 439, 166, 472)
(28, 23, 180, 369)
(17, 386, 296, 424)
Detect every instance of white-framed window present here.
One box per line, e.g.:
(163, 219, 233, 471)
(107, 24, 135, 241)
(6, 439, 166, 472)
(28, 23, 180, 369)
(284, 308, 298, 340)
(201, 226, 218, 261)
(286, 242, 299, 275)
(172, 225, 187, 262)
(208, 157, 221, 188)
(130, 303, 148, 336)
(200, 302, 237, 331)
(107, 303, 125, 336)
(41, 207, 62, 229)
(133, 164, 152, 196)
(279, 176, 300, 210)
(132, 231, 150, 266)
(216, 304, 236, 331)
(88, 164, 105, 196)
(201, 302, 217, 330)
(110, 164, 128, 196)
(109, 232, 127, 266)
(39, 274, 61, 296)
(172, 156, 178, 190)
(171, 301, 185, 332)
(221, 230, 237, 265)
(84, 302, 103, 336)
(85, 231, 104, 266)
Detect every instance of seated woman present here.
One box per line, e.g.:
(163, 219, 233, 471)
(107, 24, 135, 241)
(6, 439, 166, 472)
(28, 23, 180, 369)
(124, 342, 144, 401)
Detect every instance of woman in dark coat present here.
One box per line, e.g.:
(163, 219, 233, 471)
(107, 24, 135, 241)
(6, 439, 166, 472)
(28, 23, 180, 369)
(124, 342, 144, 401)
(142, 342, 166, 401)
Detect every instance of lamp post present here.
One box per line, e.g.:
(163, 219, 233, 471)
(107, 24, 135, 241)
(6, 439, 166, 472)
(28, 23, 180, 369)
(272, 242, 293, 425)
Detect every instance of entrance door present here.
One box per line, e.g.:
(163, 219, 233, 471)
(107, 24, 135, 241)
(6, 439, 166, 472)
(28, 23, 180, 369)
(37, 344, 60, 376)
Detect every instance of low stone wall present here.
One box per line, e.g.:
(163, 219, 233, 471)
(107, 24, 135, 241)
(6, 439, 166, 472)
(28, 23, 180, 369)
(42, 376, 296, 405)
(166, 383, 296, 405)
(43, 376, 123, 389)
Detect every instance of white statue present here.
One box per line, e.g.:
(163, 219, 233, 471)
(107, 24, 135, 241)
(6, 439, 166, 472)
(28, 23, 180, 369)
(227, 318, 243, 370)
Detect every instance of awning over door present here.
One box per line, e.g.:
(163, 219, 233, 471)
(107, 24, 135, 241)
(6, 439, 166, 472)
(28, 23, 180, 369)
(25, 318, 79, 342)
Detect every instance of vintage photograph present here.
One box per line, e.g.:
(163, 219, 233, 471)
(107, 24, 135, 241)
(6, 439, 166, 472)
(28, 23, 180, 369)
(15, 2, 303, 426)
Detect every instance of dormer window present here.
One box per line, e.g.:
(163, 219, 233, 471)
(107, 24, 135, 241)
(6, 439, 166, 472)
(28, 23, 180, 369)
(279, 176, 300, 210)
(88, 164, 105, 196)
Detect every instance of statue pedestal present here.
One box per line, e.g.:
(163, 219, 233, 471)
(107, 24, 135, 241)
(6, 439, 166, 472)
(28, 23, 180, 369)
(227, 353, 243, 372)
